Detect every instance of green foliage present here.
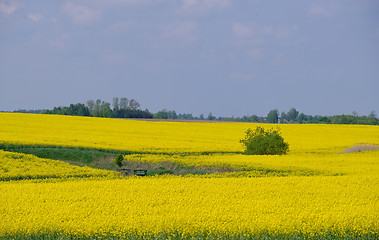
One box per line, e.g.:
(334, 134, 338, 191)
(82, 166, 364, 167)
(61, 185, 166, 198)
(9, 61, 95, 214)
(154, 109, 177, 119)
(207, 113, 216, 121)
(317, 116, 330, 124)
(266, 109, 279, 123)
(317, 115, 379, 125)
(42, 97, 152, 119)
(114, 108, 153, 118)
(329, 115, 379, 125)
(43, 103, 90, 116)
(240, 127, 289, 155)
(0, 144, 119, 165)
(113, 154, 124, 167)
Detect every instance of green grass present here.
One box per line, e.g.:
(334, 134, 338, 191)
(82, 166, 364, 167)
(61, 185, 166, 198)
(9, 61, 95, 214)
(0, 144, 331, 178)
(0, 144, 238, 176)
(121, 160, 228, 176)
(0, 144, 118, 163)
(0, 144, 125, 172)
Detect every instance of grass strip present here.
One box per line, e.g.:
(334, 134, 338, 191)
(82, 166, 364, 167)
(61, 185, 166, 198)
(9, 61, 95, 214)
(0, 144, 330, 178)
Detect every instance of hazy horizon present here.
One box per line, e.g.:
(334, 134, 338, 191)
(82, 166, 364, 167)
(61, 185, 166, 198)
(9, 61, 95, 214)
(1, 0, 378, 117)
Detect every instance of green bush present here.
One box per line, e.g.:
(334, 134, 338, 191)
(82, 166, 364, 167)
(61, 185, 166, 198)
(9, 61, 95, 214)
(240, 126, 289, 155)
(113, 154, 124, 167)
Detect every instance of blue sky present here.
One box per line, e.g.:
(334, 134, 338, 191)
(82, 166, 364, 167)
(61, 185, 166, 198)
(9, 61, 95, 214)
(1, 0, 378, 117)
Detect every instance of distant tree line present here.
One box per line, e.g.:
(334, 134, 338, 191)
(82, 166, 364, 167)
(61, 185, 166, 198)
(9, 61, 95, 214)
(153, 110, 220, 121)
(43, 97, 153, 119)
(152, 108, 379, 125)
(44, 103, 90, 116)
(218, 108, 377, 125)
(318, 114, 379, 125)
(13, 109, 46, 114)
(10, 103, 378, 125)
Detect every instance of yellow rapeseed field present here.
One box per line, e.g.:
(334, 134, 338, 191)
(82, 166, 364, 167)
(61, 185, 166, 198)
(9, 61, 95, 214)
(0, 150, 120, 181)
(1, 112, 378, 153)
(1, 176, 377, 239)
(0, 112, 378, 239)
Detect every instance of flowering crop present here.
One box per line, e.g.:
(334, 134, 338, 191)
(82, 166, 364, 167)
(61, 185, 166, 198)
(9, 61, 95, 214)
(0, 113, 378, 239)
(0, 150, 120, 181)
(0, 176, 377, 239)
(125, 150, 379, 177)
(1, 112, 378, 153)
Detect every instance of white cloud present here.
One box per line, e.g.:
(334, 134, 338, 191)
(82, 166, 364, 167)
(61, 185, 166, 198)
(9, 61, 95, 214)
(0, 0, 22, 15)
(49, 34, 71, 50)
(160, 21, 198, 44)
(232, 22, 297, 49)
(28, 13, 44, 22)
(309, 3, 339, 17)
(30, 33, 44, 43)
(333, 69, 343, 78)
(230, 72, 255, 82)
(310, 5, 330, 16)
(102, 53, 128, 65)
(62, 2, 101, 25)
(180, 0, 231, 13)
(232, 23, 251, 38)
(110, 21, 138, 33)
(262, 26, 272, 35)
(274, 25, 298, 41)
(247, 48, 264, 59)
(275, 28, 290, 39)
(275, 53, 289, 64)
(86, 0, 154, 6)
(232, 22, 274, 39)
(275, 27, 290, 39)
(232, 22, 273, 46)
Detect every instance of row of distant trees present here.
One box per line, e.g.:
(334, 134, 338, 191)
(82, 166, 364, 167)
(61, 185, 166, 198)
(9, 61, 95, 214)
(13, 102, 378, 125)
(43, 97, 153, 119)
(265, 108, 378, 125)
(153, 108, 379, 125)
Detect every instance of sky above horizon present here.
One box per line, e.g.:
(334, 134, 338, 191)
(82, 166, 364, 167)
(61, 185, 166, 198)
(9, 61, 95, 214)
(1, 0, 378, 117)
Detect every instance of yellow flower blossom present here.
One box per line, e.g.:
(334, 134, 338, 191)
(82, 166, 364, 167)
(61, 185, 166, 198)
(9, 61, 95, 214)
(0, 112, 378, 238)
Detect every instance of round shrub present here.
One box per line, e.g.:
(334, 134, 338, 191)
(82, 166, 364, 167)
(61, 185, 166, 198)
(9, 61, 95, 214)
(113, 154, 124, 167)
(240, 126, 289, 155)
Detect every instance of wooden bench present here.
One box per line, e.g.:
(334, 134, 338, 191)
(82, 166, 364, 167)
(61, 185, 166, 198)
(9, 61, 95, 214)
(133, 169, 147, 176)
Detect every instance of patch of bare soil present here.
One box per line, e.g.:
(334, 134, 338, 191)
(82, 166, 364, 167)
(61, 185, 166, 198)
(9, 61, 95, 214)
(116, 160, 238, 177)
(83, 154, 237, 176)
(89, 156, 119, 170)
(343, 144, 379, 153)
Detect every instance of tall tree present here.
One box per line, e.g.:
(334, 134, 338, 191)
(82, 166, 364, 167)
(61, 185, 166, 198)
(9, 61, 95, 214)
(100, 101, 112, 117)
(298, 113, 306, 123)
(168, 110, 177, 119)
(368, 111, 376, 118)
(154, 109, 169, 119)
(287, 107, 299, 121)
(207, 112, 215, 120)
(112, 97, 119, 111)
(86, 100, 95, 115)
(128, 99, 140, 110)
(120, 98, 128, 110)
(93, 99, 102, 117)
(280, 111, 288, 123)
(266, 109, 279, 123)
